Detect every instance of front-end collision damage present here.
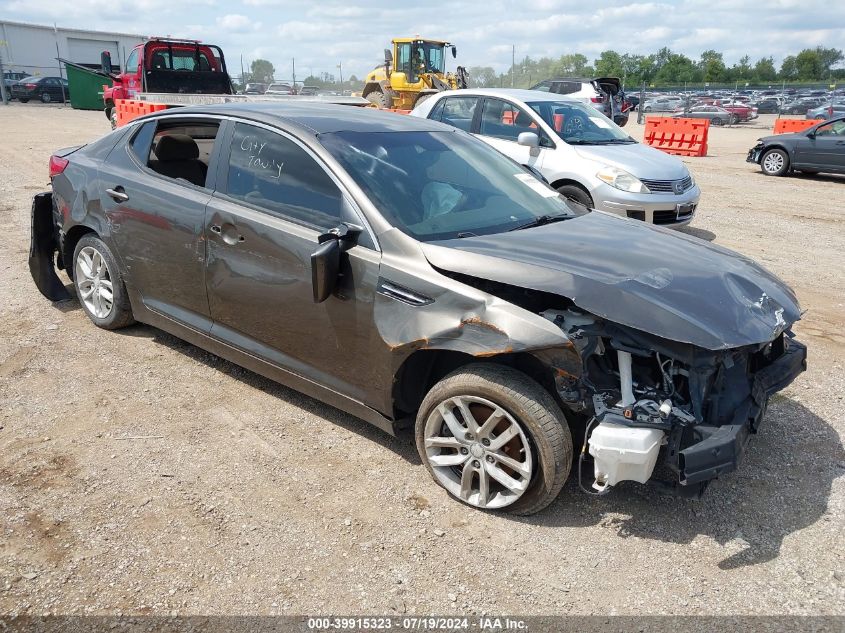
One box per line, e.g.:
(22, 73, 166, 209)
(413, 215, 808, 494)
(540, 308, 807, 493)
(29, 192, 71, 302)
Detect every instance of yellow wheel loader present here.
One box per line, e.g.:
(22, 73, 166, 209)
(362, 38, 468, 110)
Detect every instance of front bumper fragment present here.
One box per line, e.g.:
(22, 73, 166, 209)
(679, 339, 807, 486)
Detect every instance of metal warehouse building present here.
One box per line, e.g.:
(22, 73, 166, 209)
(0, 20, 147, 78)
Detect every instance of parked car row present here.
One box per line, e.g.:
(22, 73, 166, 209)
(30, 101, 806, 514)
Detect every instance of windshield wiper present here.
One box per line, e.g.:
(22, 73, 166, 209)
(508, 213, 570, 232)
(589, 138, 636, 144)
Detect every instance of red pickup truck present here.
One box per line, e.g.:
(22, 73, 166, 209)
(101, 38, 232, 126)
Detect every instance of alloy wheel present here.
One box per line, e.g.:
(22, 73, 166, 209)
(75, 246, 114, 319)
(763, 152, 785, 174)
(423, 395, 533, 509)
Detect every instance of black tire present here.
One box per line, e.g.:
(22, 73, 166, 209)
(556, 184, 593, 209)
(41, 92, 51, 104)
(19, 98, 29, 103)
(415, 363, 573, 515)
(414, 93, 434, 108)
(72, 235, 135, 330)
(365, 90, 389, 108)
(711, 117, 723, 126)
(760, 148, 790, 177)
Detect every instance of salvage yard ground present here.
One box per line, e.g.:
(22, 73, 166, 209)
(0, 103, 843, 616)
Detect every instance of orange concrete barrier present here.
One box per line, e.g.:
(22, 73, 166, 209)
(644, 117, 709, 157)
(773, 118, 822, 134)
(114, 99, 168, 127)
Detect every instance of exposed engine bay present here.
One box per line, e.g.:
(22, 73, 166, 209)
(539, 308, 807, 495)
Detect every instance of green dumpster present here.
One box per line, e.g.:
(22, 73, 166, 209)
(64, 63, 111, 111)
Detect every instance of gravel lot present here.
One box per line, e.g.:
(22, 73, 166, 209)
(0, 103, 843, 618)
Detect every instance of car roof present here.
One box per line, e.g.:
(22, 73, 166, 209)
(145, 102, 451, 135)
(437, 88, 581, 103)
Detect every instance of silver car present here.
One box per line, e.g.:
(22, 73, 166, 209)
(411, 89, 700, 227)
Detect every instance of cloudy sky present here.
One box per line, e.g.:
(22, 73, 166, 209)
(2, 0, 844, 80)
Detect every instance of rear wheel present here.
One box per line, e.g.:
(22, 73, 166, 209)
(72, 235, 135, 330)
(556, 184, 593, 209)
(711, 117, 723, 126)
(760, 148, 789, 176)
(416, 364, 572, 515)
(41, 92, 51, 104)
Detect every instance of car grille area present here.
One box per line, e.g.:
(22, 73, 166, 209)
(641, 175, 694, 194)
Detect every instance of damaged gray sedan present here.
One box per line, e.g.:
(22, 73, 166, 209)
(30, 103, 806, 514)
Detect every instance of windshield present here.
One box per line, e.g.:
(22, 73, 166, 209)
(414, 42, 445, 74)
(319, 130, 578, 242)
(528, 100, 634, 145)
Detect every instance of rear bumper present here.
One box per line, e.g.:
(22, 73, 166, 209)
(679, 339, 807, 486)
(29, 192, 70, 301)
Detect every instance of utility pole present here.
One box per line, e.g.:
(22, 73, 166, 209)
(292, 57, 296, 92)
(54, 24, 67, 105)
(511, 45, 515, 88)
(337, 62, 343, 93)
(240, 54, 245, 87)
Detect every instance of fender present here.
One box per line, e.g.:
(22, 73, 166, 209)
(29, 192, 71, 301)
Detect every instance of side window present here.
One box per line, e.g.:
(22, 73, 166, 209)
(440, 97, 478, 131)
(129, 120, 156, 162)
(427, 98, 445, 122)
(144, 120, 220, 188)
(533, 82, 551, 92)
(226, 123, 342, 230)
(479, 99, 536, 141)
(396, 43, 412, 77)
(815, 121, 843, 136)
(125, 48, 139, 74)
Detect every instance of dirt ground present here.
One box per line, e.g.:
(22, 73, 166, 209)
(0, 102, 843, 617)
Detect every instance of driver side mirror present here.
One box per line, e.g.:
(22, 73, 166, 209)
(101, 51, 112, 75)
(310, 223, 363, 303)
(384, 49, 393, 64)
(451, 46, 457, 58)
(517, 132, 540, 148)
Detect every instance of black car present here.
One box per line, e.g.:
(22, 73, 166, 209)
(30, 103, 806, 514)
(748, 116, 845, 176)
(753, 99, 781, 114)
(2, 71, 28, 100)
(11, 76, 70, 103)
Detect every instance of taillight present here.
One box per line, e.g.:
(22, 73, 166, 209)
(25, 83, 37, 89)
(49, 155, 69, 179)
(590, 96, 603, 103)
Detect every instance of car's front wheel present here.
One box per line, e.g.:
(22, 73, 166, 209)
(72, 235, 135, 329)
(760, 148, 790, 176)
(416, 364, 572, 515)
(556, 184, 593, 209)
(41, 92, 51, 103)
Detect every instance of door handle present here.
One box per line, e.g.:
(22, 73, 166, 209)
(105, 187, 129, 202)
(210, 223, 245, 244)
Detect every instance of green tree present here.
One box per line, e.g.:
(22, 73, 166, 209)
(780, 55, 798, 81)
(654, 51, 700, 84)
(467, 66, 497, 88)
(250, 59, 275, 83)
(699, 50, 726, 82)
(595, 50, 623, 77)
(753, 57, 777, 83)
(551, 53, 593, 77)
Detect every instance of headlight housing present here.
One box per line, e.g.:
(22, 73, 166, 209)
(596, 166, 650, 193)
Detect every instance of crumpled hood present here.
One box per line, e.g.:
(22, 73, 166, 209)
(572, 142, 690, 180)
(422, 212, 801, 350)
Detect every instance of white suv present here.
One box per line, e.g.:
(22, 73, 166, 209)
(411, 89, 700, 227)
